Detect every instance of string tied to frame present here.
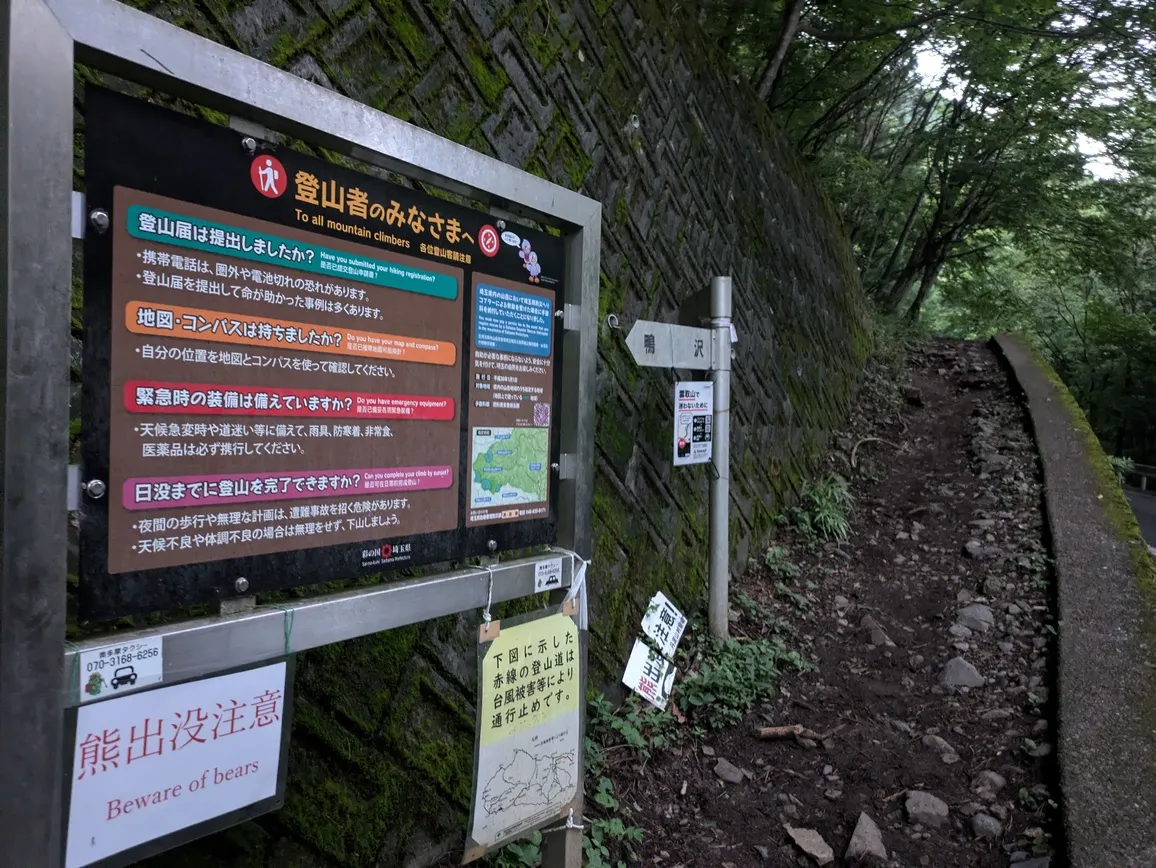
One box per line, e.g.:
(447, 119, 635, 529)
(480, 564, 496, 633)
(541, 808, 586, 834)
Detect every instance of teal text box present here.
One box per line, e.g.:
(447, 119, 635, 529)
(126, 205, 458, 300)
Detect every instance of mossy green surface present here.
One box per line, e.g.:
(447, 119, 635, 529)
(1025, 344, 1156, 596)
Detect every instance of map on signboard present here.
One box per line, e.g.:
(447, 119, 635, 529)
(466, 276, 556, 528)
(470, 427, 549, 507)
(481, 748, 576, 815)
(467, 610, 580, 859)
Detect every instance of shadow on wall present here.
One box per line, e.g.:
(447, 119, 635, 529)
(109, 0, 871, 864)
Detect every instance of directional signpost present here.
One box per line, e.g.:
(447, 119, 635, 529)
(625, 277, 734, 640)
(625, 320, 712, 371)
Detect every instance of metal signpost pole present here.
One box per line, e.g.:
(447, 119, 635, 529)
(541, 207, 600, 868)
(0, 2, 74, 864)
(707, 276, 733, 641)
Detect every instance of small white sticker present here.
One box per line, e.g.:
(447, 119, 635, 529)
(534, 558, 563, 593)
(78, 636, 163, 703)
(729, 323, 738, 344)
(640, 591, 688, 659)
(622, 638, 677, 710)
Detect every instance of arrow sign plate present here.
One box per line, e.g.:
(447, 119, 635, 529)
(626, 320, 713, 370)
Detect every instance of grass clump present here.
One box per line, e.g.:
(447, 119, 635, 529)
(779, 473, 855, 542)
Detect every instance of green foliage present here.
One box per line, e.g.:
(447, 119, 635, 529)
(585, 693, 676, 776)
(702, 0, 1156, 326)
(679, 628, 811, 729)
(733, 591, 797, 636)
(762, 545, 802, 579)
(490, 832, 542, 868)
(924, 181, 1156, 464)
(585, 778, 644, 868)
(781, 473, 855, 541)
(1108, 455, 1136, 487)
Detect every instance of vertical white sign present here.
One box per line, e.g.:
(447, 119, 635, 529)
(673, 381, 713, 466)
(640, 591, 688, 659)
(622, 638, 677, 710)
(66, 662, 288, 868)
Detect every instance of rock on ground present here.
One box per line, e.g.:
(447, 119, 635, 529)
(956, 603, 995, 632)
(971, 812, 1002, 839)
(845, 812, 888, 861)
(906, 790, 950, 828)
(940, 656, 985, 687)
(785, 825, 834, 866)
(713, 757, 744, 784)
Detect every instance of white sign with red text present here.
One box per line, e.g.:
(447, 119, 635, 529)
(66, 662, 287, 868)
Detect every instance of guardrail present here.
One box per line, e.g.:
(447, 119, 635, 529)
(1123, 463, 1156, 492)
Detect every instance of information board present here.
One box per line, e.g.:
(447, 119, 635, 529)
(464, 604, 581, 861)
(673, 381, 713, 466)
(64, 660, 292, 868)
(80, 87, 565, 620)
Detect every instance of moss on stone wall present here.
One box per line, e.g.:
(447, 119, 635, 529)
(83, 0, 872, 864)
(1025, 344, 1156, 595)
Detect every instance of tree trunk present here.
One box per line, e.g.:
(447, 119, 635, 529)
(882, 268, 921, 314)
(756, 0, 806, 102)
(877, 189, 925, 294)
(905, 259, 945, 320)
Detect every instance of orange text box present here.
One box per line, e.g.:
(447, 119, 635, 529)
(125, 301, 456, 366)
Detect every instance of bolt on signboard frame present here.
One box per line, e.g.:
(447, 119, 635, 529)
(0, 0, 599, 865)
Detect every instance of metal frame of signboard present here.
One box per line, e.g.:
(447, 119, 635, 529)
(0, 1, 599, 866)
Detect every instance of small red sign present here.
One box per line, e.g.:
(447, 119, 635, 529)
(250, 155, 287, 198)
(478, 224, 500, 257)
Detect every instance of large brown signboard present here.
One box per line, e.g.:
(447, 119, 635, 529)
(80, 87, 565, 620)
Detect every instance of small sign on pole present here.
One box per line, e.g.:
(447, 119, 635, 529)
(673, 382, 713, 466)
(77, 637, 164, 703)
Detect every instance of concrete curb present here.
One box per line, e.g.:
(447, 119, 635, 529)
(992, 333, 1156, 867)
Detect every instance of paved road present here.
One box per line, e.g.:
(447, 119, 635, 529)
(1126, 488, 1156, 547)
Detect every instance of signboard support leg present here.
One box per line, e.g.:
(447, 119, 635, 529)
(540, 213, 598, 868)
(707, 276, 733, 641)
(540, 583, 587, 868)
(0, 1, 75, 864)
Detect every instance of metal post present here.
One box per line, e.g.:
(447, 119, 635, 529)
(707, 276, 733, 642)
(541, 204, 599, 868)
(0, 1, 75, 865)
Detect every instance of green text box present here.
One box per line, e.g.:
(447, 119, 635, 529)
(127, 205, 458, 300)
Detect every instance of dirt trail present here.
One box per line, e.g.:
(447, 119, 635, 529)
(612, 339, 1059, 868)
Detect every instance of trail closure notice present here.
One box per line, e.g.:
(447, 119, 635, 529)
(465, 607, 581, 860)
